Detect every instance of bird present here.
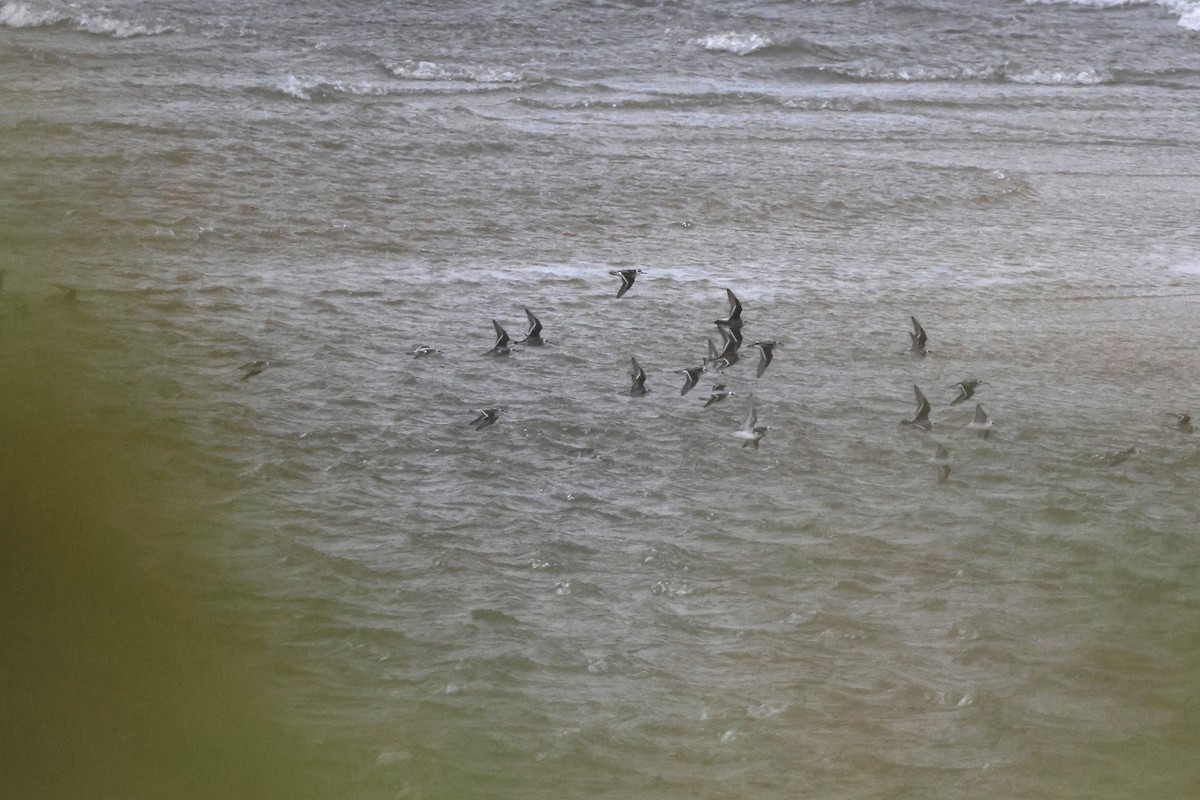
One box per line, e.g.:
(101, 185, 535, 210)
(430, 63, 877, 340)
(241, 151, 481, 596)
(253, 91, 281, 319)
(715, 288, 744, 329)
(751, 340, 777, 378)
(610, 268, 643, 299)
(624, 356, 649, 396)
(1107, 446, 1138, 467)
(412, 345, 439, 357)
(1173, 413, 1194, 433)
(704, 325, 741, 372)
(950, 378, 983, 406)
(705, 384, 734, 407)
(52, 282, 78, 304)
(678, 366, 704, 396)
(907, 316, 928, 357)
(469, 408, 500, 430)
(966, 404, 992, 439)
(732, 394, 768, 449)
(487, 320, 512, 355)
(518, 308, 544, 346)
(929, 443, 952, 484)
(239, 360, 269, 380)
(901, 385, 933, 431)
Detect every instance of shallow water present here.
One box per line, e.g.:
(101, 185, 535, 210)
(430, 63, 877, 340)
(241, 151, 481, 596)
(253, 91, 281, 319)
(4, 0, 1200, 797)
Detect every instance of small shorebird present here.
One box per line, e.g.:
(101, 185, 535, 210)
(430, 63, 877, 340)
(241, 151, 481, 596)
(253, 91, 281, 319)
(624, 356, 649, 396)
(239, 360, 269, 380)
(751, 340, 777, 378)
(1108, 446, 1138, 467)
(53, 282, 78, 304)
(966, 404, 993, 439)
(487, 320, 512, 356)
(469, 408, 500, 430)
(929, 443, 952, 484)
(732, 394, 768, 449)
(704, 325, 741, 372)
(950, 378, 983, 406)
(907, 315, 928, 357)
(678, 366, 704, 396)
(610, 268, 643, 299)
(705, 384, 734, 407)
(901, 385, 933, 431)
(518, 308, 544, 346)
(715, 288, 744, 329)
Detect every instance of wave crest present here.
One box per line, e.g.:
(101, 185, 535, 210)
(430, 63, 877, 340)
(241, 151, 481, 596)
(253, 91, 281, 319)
(384, 59, 526, 84)
(694, 31, 771, 56)
(0, 1, 172, 37)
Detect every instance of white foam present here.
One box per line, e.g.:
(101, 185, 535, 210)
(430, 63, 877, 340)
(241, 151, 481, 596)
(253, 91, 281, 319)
(1007, 66, 1108, 85)
(1024, 0, 1200, 31)
(385, 60, 524, 83)
(276, 74, 390, 101)
(76, 12, 173, 38)
(694, 32, 771, 56)
(1169, 260, 1200, 275)
(0, 2, 172, 37)
(0, 1, 65, 28)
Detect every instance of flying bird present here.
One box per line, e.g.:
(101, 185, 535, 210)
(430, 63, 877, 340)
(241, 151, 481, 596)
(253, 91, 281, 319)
(705, 325, 741, 372)
(470, 408, 501, 430)
(751, 340, 777, 378)
(715, 288, 744, 329)
(1107, 446, 1138, 467)
(929, 443, 952, 484)
(624, 356, 649, 396)
(966, 404, 993, 439)
(704, 384, 734, 407)
(732, 394, 768, 449)
(950, 378, 983, 406)
(239, 360, 269, 380)
(678, 366, 704, 396)
(412, 345, 439, 357)
(609, 268, 643, 299)
(487, 320, 512, 356)
(901, 385, 933, 431)
(907, 316, 928, 357)
(519, 308, 544, 346)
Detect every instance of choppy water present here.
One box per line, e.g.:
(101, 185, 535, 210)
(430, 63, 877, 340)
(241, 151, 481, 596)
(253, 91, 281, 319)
(4, 0, 1200, 797)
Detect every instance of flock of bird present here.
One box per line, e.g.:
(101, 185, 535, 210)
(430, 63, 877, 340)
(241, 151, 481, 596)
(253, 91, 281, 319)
(397, 269, 1195, 485)
(397, 270, 995, 481)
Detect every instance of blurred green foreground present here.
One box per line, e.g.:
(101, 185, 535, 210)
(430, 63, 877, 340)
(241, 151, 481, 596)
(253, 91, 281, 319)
(0, 285, 323, 800)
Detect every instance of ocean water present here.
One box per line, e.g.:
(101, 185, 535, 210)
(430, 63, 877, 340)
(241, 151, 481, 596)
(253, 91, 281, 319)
(4, 0, 1200, 797)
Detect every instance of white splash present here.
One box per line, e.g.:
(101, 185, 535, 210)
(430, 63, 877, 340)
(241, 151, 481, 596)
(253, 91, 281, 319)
(1007, 66, 1108, 85)
(695, 32, 771, 56)
(386, 60, 525, 83)
(1024, 0, 1200, 31)
(0, 1, 172, 37)
(276, 74, 389, 101)
(0, 1, 65, 28)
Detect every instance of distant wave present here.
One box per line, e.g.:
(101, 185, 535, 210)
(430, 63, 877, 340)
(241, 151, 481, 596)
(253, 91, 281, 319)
(265, 74, 392, 102)
(693, 31, 848, 60)
(1024, 0, 1200, 31)
(694, 32, 772, 56)
(790, 63, 1113, 85)
(383, 59, 528, 84)
(0, 1, 173, 37)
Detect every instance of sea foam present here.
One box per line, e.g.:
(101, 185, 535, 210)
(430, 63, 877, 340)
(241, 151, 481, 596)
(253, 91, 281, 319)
(694, 32, 771, 56)
(1024, 0, 1200, 31)
(0, 1, 172, 37)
